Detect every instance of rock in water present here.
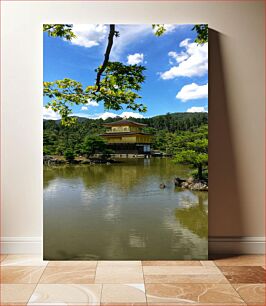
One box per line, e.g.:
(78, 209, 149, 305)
(174, 177, 186, 187)
(174, 177, 208, 191)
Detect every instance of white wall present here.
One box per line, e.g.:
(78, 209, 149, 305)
(1, 1, 265, 254)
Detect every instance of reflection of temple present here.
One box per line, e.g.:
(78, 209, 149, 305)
(100, 120, 152, 158)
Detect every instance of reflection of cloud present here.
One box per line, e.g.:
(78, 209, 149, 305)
(129, 231, 146, 248)
(176, 190, 199, 208)
(43, 178, 62, 194)
(80, 189, 97, 209)
(175, 196, 208, 239)
(102, 193, 122, 221)
(163, 215, 207, 258)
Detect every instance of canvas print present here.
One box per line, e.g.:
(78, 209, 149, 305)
(43, 24, 208, 260)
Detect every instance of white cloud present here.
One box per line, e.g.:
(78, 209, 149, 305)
(86, 99, 99, 107)
(81, 106, 88, 111)
(70, 24, 108, 48)
(73, 111, 144, 120)
(168, 51, 189, 64)
(176, 83, 208, 102)
(186, 106, 208, 113)
(119, 112, 144, 119)
(111, 24, 151, 60)
(43, 107, 60, 120)
(127, 53, 144, 65)
(111, 24, 180, 61)
(161, 38, 208, 79)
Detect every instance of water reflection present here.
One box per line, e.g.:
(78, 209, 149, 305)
(44, 158, 208, 260)
(175, 192, 208, 239)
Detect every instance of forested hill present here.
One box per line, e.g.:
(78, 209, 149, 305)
(44, 112, 208, 155)
(45, 112, 208, 132)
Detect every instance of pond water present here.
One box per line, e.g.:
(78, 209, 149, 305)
(43, 158, 208, 260)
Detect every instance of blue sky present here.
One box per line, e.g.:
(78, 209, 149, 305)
(43, 24, 208, 120)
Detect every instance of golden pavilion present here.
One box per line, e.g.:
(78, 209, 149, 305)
(100, 119, 152, 157)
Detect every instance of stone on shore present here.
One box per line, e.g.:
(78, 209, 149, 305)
(174, 177, 208, 191)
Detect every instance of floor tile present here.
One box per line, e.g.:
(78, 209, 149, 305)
(95, 262, 144, 283)
(145, 283, 245, 304)
(233, 284, 266, 303)
(219, 266, 265, 283)
(143, 265, 228, 284)
(200, 260, 216, 266)
(101, 284, 146, 303)
(1, 284, 36, 304)
(1, 304, 27, 306)
(28, 284, 102, 305)
(146, 304, 247, 306)
(1, 255, 48, 267)
(101, 302, 147, 306)
(98, 261, 141, 267)
(48, 260, 97, 267)
(1, 266, 45, 284)
(214, 255, 265, 266)
(39, 266, 96, 284)
(0, 254, 8, 261)
(142, 261, 201, 266)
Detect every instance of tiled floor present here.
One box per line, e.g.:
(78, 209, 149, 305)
(0, 255, 265, 305)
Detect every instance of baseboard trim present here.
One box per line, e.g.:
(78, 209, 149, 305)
(209, 236, 265, 255)
(1, 236, 265, 255)
(1, 237, 42, 254)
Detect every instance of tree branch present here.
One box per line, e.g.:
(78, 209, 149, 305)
(95, 24, 115, 91)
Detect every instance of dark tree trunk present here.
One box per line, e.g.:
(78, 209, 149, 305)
(95, 24, 116, 91)
(198, 163, 203, 180)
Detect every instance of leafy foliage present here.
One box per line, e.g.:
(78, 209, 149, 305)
(43, 63, 147, 125)
(172, 125, 208, 180)
(82, 135, 107, 158)
(64, 149, 75, 162)
(152, 23, 208, 43)
(152, 24, 167, 37)
(86, 62, 147, 112)
(192, 24, 208, 44)
(44, 78, 90, 126)
(43, 24, 76, 40)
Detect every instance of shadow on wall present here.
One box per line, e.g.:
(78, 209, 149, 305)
(208, 29, 244, 243)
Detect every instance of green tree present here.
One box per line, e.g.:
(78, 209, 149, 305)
(82, 135, 107, 158)
(64, 149, 75, 162)
(173, 125, 208, 180)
